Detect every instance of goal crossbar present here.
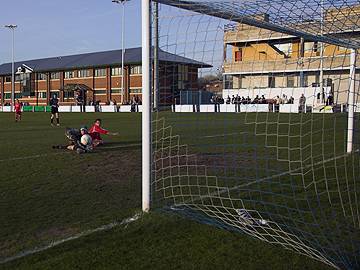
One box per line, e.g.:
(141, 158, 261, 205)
(155, 0, 360, 49)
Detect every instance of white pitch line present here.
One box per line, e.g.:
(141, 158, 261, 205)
(200, 133, 239, 139)
(0, 213, 141, 265)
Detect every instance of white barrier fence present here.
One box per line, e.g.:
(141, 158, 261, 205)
(174, 104, 296, 113)
(0, 104, 354, 113)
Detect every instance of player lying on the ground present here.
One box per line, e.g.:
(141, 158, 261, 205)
(88, 118, 119, 147)
(52, 127, 93, 154)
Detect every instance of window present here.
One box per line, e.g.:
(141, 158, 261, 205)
(36, 73, 47, 80)
(15, 93, 22, 99)
(129, 89, 142, 94)
(286, 75, 295, 87)
(50, 72, 60, 80)
(234, 49, 242, 62)
(50, 91, 60, 98)
(37, 92, 47, 99)
(111, 67, 122, 76)
(300, 73, 308, 87)
(268, 75, 276, 88)
(338, 46, 348, 51)
(130, 65, 142, 75)
(95, 68, 107, 77)
(304, 42, 318, 53)
(15, 74, 21, 81)
(5, 76, 11, 82)
(94, 90, 107, 94)
(78, 69, 91, 78)
(224, 75, 233, 89)
(65, 71, 75, 79)
(64, 91, 74, 99)
(111, 88, 122, 94)
(4, 93, 11, 99)
(178, 65, 189, 90)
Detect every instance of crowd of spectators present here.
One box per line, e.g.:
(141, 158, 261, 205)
(221, 94, 295, 105)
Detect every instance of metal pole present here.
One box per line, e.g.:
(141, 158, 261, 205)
(11, 28, 15, 111)
(122, 1, 125, 104)
(142, 0, 151, 212)
(319, 0, 324, 103)
(153, 1, 159, 111)
(347, 48, 356, 153)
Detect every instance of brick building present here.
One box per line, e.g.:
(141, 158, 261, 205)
(0, 47, 207, 106)
(222, 6, 360, 105)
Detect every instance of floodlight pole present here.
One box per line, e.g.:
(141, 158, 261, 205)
(142, 0, 151, 212)
(5, 24, 17, 111)
(347, 48, 356, 153)
(112, 0, 129, 103)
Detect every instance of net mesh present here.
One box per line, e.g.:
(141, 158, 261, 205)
(150, 0, 360, 269)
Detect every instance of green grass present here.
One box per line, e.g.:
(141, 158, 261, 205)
(0, 112, 356, 269)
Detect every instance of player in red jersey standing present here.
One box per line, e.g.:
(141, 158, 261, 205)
(88, 118, 118, 147)
(14, 99, 22, 122)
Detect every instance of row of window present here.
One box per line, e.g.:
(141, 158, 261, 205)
(2, 66, 142, 82)
(3, 92, 48, 99)
(234, 43, 350, 62)
(3, 88, 142, 100)
(224, 74, 333, 89)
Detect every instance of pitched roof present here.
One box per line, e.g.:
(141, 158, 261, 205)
(0, 47, 211, 76)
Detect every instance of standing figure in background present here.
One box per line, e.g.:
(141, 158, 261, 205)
(134, 95, 140, 112)
(299, 94, 306, 113)
(14, 99, 22, 122)
(50, 94, 60, 126)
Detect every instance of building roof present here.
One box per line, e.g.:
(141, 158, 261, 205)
(0, 47, 211, 76)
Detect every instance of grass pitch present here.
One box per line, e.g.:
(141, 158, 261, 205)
(0, 112, 341, 269)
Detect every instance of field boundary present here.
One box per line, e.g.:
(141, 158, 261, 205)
(0, 213, 141, 265)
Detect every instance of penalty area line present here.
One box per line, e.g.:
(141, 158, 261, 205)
(0, 213, 142, 265)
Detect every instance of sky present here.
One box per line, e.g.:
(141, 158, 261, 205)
(0, 0, 142, 64)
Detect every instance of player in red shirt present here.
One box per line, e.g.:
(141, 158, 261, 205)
(14, 99, 22, 122)
(88, 118, 118, 147)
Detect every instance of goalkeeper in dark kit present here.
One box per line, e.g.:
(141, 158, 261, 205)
(52, 127, 93, 154)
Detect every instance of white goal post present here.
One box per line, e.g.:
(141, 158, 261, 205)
(142, 0, 151, 212)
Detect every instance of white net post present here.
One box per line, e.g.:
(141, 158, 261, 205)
(347, 48, 357, 153)
(142, 0, 151, 212)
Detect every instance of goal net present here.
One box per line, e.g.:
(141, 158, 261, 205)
(147, 0, 360, 269)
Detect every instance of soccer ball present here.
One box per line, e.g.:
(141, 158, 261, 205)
(81, 134, 92, 146)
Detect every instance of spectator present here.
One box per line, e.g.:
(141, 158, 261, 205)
(288, 96, 294, 104)
(260, 95, 266, 104)
(134, 95, 140, 112)
(253, 95, 260, 104)
(326, 93, 334, 106)
(95, 100, 100, 112)
(235, 95, 241, 113)
(299, 94, 306, 113)
(226, 95, 231, 104)
(282, 94, 288, 104)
